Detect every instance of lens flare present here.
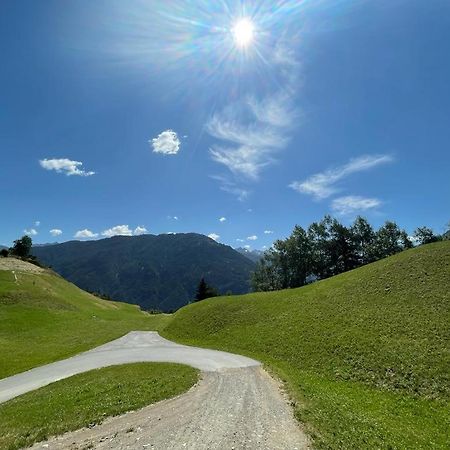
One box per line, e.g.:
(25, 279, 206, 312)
(232, 18, 255, 49)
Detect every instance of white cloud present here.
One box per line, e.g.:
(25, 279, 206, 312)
(102, 225, 134, 238)
(167, 215, 179, 221)
(219, 217, 227, 223)
(207, 40, 300, 197)
(236, 238, 245, 243)
(49, 229, 63, 237)
(264, 230, 274, 234)
(74, 229, 98, 239)
(243, 245, 251, 250)
(24, 228, 38, 236)
(35, 221, 41, 227)
(208, 233, 220, 241)
(134, 226, 148, 236)
(290, 155, 393, 200)
(208, 113, 288, 181)
(210, 175, 250, 202)
(151, 130, 181, 155)
(247, 235, 258, 241)
(39, 158, 96, 177)
(331, 196, 382, 215)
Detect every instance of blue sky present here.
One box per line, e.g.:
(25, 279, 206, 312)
(1, 0, 449, 249)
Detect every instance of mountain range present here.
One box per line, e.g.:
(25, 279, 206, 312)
(32, 233, 255, 311)
(235, 247, 265, 263)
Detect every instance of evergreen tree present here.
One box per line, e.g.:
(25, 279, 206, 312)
(195, 278, 218, 301)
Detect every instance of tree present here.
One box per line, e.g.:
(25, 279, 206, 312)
(11, 235, 32, 258)
(195, 278, 218, 301)
(414, 226, 440, 245)
(351, 216, 376, 265)
(0, 249, 9, 258)
(372, 221, 403, 259)
(251, 251, 283, 292)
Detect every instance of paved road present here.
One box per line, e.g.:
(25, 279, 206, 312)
(0, 332, 259, 404)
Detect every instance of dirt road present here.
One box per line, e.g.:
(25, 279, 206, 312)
(30, 366, 309, 450)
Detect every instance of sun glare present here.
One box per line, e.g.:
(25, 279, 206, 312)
(232, 18, 255, 49)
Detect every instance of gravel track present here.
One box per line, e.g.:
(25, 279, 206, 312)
(30, 367, 309, 450)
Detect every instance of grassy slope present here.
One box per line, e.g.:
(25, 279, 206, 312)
(0, 267, 170, 378)
(163, 242, 450, 449)
(0, 363, 198, 450)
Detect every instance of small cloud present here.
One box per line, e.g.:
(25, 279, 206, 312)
(74, 229, 98, 239)
(49, 229, 63, 237)
(219, 217, 227, 223)
(35, 221, 41, 227)
(247, 235, 258, 241)
(39, 158, 96, 177)
(134, 226, 148, 236)
(331, 196, 382, 215)
(290, 155, 394, 200)
(24, 228, 38, 236)
(151, 130, 181, 155)
(236, 238, 245, 242)
(102, 225, 133, 238)
(264, 230, 274, 234)
(210, 175, 250, 202)
(167, 215, 179, 221)
(208, 233, 220, 241)
(244, 245, 251, 250)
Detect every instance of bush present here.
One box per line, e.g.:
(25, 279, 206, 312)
(0, 249, 9, 258)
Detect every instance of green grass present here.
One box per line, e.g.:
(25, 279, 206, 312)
(163, 242, 450, 449)
(0, 268, 170, 378)
(0, 363, 198, 450)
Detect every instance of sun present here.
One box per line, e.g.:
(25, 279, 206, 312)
(232, 18, 255, 49)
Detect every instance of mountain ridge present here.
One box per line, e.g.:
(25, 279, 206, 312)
(32, 233, 255, 311)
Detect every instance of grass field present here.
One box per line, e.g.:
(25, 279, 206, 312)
(0, 363, 198, 450)
(0, 265, 170, 379)
(163, 242, 450, 449)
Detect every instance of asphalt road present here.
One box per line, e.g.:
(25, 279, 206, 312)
(0, 332, 259, 404)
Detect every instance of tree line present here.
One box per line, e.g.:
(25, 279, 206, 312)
(252, 216, 448, 292)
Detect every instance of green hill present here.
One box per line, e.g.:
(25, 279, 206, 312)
(0, 258, 168, 379)
(32, 233, 255, 311)
(163, 242, 450, 449)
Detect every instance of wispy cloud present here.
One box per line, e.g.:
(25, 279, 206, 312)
(49, 229, 63, 237)
(290, 155, 394, 200)
(264, 230, 274, 234)
(24, 228, 38, 236)
(74, 229, 98, 239)
(208, 39, 300, 198)
(208, 233, 220, 241)
(219, 217, 227, 223)
(210, 175, 250, 202)
(151, 130, 180, 155)
(35, 221, 41, 227)
(39, 158, 96, 177)
(247, 235, 258, 241)
(331, 196, 382, 215)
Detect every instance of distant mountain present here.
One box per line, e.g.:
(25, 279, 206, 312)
(32, 233, 255, 311)
(0, 245, 7, 251)
(236, 247, 265, 263)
